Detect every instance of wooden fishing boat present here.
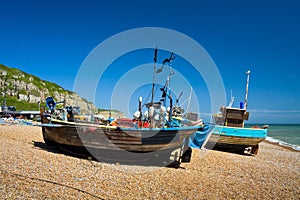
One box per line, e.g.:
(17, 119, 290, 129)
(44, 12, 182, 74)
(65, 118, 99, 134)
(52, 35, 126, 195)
(39, 49, 213, 166)
(40, 115, 204, 166)
(208, 70, 268, 154)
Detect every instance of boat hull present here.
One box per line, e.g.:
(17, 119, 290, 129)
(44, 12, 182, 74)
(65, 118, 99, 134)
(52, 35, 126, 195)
(207, 125, 267, 153)
(40, 118, 205, 165)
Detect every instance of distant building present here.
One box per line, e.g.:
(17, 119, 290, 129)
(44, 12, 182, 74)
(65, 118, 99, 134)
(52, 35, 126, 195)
(0, 107, 40, 120)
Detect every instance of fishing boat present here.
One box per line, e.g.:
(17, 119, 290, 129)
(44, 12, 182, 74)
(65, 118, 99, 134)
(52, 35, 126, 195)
(39, 49, 213, 166)
(40, 115, 202, 166)
(208, 70, 268, 154)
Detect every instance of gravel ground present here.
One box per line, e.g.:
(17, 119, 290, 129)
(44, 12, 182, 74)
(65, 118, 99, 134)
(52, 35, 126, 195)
(0, 125, 299, 199)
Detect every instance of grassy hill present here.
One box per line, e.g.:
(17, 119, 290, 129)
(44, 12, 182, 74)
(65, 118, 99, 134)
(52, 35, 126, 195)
(0, 64, 97, 113)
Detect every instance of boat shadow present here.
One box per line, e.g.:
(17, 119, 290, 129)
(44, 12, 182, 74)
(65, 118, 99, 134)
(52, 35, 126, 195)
(33, 141, 62, 154)
(210, 148, 254, 156)
(204, 142, 254, 156)
(33, 141, 183, 168)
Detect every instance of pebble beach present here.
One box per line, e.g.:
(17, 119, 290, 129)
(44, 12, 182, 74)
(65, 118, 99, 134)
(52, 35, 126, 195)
(0, 125, 299, 199)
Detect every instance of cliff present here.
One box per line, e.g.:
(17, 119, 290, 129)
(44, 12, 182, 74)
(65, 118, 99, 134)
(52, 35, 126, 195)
(0, 64, 97, 114)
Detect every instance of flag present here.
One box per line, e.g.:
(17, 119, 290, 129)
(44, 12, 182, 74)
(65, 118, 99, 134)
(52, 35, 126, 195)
(157, 52, 175, 73)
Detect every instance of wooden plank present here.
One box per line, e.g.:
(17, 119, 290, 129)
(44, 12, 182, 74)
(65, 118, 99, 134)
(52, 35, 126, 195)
(209, 134, 265, 146)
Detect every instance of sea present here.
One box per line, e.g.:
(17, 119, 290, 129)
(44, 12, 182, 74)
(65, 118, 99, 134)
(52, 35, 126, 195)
(246, 124, 300, 151)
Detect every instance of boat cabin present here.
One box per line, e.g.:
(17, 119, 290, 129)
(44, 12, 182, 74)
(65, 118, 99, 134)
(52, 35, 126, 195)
(213, 106, 249, 128)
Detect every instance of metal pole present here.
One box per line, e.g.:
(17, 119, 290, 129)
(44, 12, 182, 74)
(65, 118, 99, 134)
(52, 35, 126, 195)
(150, 47, 158, 127)
(138, 96, 142, 127)
(151, 47, 158, 106)
(244, 70, 250, 109)
(187, 86, 193, 113)
(168, 65, 173, 123)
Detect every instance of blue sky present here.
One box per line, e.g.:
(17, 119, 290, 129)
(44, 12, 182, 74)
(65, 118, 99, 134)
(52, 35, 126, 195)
(0, 0, 299, 123)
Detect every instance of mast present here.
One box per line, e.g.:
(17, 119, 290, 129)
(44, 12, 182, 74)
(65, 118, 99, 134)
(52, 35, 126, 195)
(150, 47, 158, 127)
(151, 47, 158, 106)
(244, 70, 250, 109)
(186, 86, 193, 113)
(109, 105, 112, 119)
(155, 51, 175, 124)
(168, 74, 173, 123)
(138, 96, 142, 125)
(166, 53, 175, 123)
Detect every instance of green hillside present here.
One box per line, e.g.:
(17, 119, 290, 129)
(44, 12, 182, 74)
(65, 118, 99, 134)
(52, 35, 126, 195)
(0, 64, 97, 113)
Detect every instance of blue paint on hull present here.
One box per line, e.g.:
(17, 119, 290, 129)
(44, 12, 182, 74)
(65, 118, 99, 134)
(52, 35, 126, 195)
(212, 125, 268, 139)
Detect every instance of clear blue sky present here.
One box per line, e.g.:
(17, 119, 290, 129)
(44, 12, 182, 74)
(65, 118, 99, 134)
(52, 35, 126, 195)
(0, 0, 299, 124)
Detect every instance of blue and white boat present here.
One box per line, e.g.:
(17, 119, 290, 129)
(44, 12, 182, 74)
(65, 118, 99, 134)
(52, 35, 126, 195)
(209, 70, 268, 154)
(209, 120, 268, 154)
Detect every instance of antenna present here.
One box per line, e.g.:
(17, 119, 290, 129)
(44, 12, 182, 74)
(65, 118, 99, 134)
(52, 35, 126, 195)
(228, 89, 234, 108)
(176, 92, 183, 104)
